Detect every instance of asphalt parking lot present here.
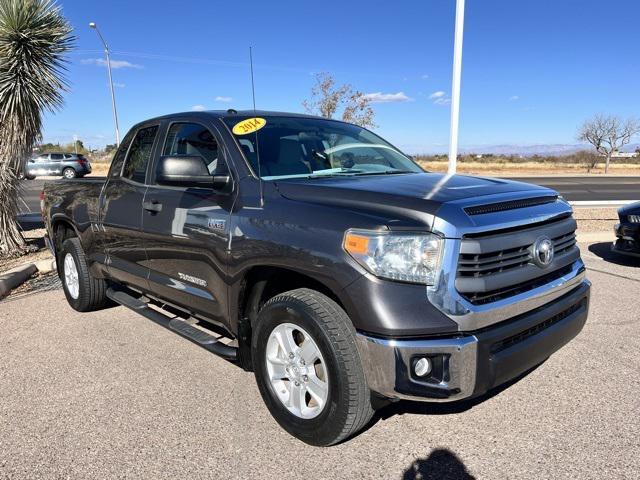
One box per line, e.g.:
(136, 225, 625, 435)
(1, 243, 639, 479)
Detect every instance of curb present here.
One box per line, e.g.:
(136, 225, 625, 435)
(0, 256, 56, 300)
(34, 258, 56, 274)
(0, 263, 37, 299)
(570, 200, 637, 207)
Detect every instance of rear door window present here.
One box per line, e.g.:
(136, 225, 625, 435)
(50, 153, 63, 162)
(122, 125, 159, 183)
(108, 132, 134, 178)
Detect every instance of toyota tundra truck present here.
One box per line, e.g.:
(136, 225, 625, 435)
(42, 111, 590, 446)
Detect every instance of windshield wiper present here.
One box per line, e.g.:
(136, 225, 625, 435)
(305, 168, 365, 178)
(306, 172, 363, 178)
(353, 170, 417, 176)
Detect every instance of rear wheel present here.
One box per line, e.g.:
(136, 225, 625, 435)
(60, 238, 110, 312)
(62, 167, 76, 179)
(253, 288, 373, 446)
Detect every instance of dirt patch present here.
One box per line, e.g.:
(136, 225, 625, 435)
(0, 228, 52, 273)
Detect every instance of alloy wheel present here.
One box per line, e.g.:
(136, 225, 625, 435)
(265, 322, 329, 419)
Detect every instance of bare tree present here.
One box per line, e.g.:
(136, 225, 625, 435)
(577, 114, 640, 173)
(303, 72, 376, 128)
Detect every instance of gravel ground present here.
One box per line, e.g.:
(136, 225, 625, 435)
(0, 245, 639, 479)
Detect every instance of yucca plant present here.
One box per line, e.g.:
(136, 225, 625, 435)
(0, 0, 73, 256)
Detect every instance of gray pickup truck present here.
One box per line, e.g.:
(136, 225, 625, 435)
(43, 111, 590, 446)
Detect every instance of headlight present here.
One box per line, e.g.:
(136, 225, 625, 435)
(343, 230, 443, 285)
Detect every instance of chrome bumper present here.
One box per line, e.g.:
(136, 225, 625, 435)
(356, 334, 478, 402)
(356, 278, 591, 402)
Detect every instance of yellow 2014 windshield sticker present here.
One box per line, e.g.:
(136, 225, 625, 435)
(232, 117, 266, 135)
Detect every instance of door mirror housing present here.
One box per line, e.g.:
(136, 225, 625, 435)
(212, 174, 232, 193)
(155, 155, 232, 192)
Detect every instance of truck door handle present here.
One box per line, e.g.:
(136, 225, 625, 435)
(142, 200, 163, 213)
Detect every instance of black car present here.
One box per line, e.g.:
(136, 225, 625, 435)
(42, 110, 590, 446)
(613, 202, 640, 258)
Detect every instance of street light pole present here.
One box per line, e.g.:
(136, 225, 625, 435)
(89, 22, 121, 146)
(448, 0, 465, 174)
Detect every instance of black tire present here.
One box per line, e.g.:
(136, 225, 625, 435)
(25, 175, 36, 180)
(252, 288, 373, 446)
(60, 238, 110, 312)
(62, 167, 76, 179)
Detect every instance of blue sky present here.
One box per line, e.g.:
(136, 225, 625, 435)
(44, 0, 640, 153)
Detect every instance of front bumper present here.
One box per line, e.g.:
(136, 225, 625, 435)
(356, 279, 590, 402)
(613, 222, 640, 257)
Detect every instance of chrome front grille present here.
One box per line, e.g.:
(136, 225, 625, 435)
(458, 230, 577, 278)
(456, 215, 579, 304)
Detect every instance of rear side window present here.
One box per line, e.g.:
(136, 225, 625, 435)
(64, 154, 73, 159)
(108, 131, 134, 178)
(163, 123, 220, 174)
(122, 125, 158, 183)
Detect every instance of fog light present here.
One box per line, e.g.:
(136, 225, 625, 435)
(414, 357, 432, 377)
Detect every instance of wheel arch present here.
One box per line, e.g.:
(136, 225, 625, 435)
(233, 265, 349, 371)
(50, 216, 80, 273)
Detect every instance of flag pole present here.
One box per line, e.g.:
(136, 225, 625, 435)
(448, 0, 465, 174)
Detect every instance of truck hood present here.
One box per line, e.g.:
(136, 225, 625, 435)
(274, 172, 557, 231)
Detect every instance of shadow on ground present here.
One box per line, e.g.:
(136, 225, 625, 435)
(402, 449, 475, 480)
(376, 362, 541, 421)
(588, 242, 640, 267)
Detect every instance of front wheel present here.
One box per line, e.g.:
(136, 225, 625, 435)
(253, 288, 373, 446)
(62, 167, 77, 179)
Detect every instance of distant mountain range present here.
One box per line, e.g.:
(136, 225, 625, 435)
(408, 143, 640, 157)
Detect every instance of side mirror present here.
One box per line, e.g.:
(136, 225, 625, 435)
(156, 155, 210, 187)
(156, 155, 232, 193)
(212, 174, 232, 193)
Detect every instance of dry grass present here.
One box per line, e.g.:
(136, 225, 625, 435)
(418, 160, 640, 176)
(89, 162, 110, 176)
(86, 159, 640, 178)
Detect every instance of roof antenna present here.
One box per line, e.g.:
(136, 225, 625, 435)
(249, 46, 264, 207)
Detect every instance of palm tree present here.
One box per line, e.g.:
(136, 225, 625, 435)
(0, 0, 73, 256)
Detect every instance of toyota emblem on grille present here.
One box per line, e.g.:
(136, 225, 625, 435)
(532, 236, 555, 268)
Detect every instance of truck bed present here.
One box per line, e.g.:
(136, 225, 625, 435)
(43, 177, 106, 234)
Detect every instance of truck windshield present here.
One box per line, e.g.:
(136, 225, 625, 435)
(222, 115, 423, 180)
